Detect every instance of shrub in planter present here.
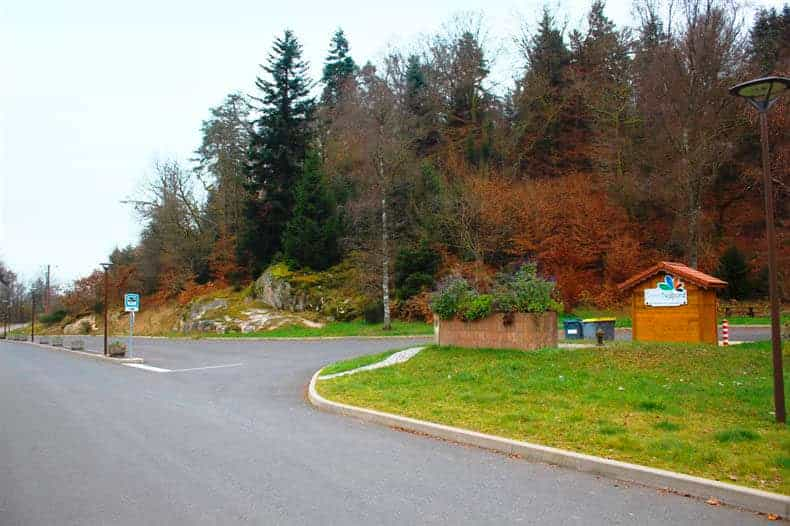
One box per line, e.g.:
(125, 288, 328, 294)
(108, 341, 126, 357)
(492, 263, 563, 315)
(431, 277, 474, 320)
(458, 294, 494, 321)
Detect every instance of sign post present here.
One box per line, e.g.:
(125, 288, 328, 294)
(124, 293, 140, 358)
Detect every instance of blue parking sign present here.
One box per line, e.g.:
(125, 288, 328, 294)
(124, 293, 140, 312)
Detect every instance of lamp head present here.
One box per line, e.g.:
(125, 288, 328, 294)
(730, 76, 790, 112)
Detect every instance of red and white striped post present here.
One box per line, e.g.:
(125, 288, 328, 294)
(721, 319, 729, 346)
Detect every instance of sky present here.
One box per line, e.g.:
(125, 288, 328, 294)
(1, 0, 785, 287)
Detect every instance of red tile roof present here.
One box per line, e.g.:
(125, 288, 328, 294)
(618, 261, 728, 291)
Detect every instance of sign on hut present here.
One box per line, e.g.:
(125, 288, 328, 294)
(618, 262, 727, 345)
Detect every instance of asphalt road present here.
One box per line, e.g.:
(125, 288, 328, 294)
(0, 337, 774, 525)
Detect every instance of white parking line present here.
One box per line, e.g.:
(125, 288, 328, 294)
(124, 363, 172, 373)
(169, 363, 243, 373)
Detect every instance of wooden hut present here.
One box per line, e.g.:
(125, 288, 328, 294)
(618, 262, 727, 345)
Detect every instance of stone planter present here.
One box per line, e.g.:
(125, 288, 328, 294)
(108, 341, 126, 357)
(69, 340, 85, 351)
(52, 336, 64, 347)
(435, 311, 558, 351)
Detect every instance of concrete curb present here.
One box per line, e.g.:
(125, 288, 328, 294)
(6, 340, 144, 365)
(308, 370, 789, 517)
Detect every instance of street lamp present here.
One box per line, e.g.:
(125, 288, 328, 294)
(730, 75, 790, 424)
(100, 262, 113, 356)
(2, 299, 9, 339)
(30, 290, 36, 342)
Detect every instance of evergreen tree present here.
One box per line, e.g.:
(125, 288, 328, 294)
(322, 29, 357, 105)
(513, 9, 576, 175)
(750, 5, 790, 74)
(717, 246, 752, 300)
(405, 54, 427, 117)
(194, 93, 251, 240)
(282, 150, 341, 270)
(242, 30, 314, 273)
(449, 31, 490, 128)
(524, 9, 571, 87)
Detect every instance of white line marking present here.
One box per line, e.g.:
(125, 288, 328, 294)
(319, 347, 425, 380)
(168, 363, 244, 373)
(124, 363, 172, 373)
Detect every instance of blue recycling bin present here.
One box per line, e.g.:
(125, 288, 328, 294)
(563, 318, 583, 340)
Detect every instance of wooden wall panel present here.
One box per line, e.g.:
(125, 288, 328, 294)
(631, 280, 718, 345)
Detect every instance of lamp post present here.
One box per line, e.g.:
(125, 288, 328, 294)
(730, 75, 790, 424)
(100, 262, 113, 356)
(31, 292, 36, 343)
(2, 299, 9, 339)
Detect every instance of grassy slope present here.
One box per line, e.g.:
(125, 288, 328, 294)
(318, 341, 790, 494)
(320, 349, 401, 376)
(212, 320, 433, 339)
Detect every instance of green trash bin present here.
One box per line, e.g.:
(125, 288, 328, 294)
(581, 318, 616, 341)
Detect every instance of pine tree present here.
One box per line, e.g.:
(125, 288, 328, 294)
(717, 246, 752, 300)
(750, 5, 790, 74)
(525, 9, 571, 87)
(282, 150, 341, 270)
(513, 8, 576, 175)
(405, 54, 427, 117)
(322, 29, 357, 106)
(242, 30, 314, 273)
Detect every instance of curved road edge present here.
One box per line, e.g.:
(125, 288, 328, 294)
(308, 369, 789, 518)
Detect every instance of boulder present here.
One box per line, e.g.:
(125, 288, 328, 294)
(64, 315, 97, 335)
(254, 267, 310, 311)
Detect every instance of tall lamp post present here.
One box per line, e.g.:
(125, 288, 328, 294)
(31, 292, 36, 342)
(730, 75, 790, 424)
(2, 299, 9, 339)
(100, 262, 113, 356)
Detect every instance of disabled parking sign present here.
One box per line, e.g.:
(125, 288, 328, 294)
(124, 293, 140, 312)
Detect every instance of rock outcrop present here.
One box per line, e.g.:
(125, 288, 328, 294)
(253, 268, 310, 311)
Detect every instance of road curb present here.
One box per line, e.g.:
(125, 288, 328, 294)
(308, 370, 789, 517)
(6, 340, 144, 364)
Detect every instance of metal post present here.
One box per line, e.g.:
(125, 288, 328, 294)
(129, 311, 134, 358)
(45, 264, 50, 313)
(103, 268, 109, 356)
(31, 294, 35, 342)
(759, 110, 785, 424)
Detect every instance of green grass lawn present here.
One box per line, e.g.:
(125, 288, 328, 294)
(721, 315, 790, 326)
(317, 341, 790, 494)
(320, 349, 401, 376)
(562, 307, 789, 328)
(207, 320, 434, 339)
